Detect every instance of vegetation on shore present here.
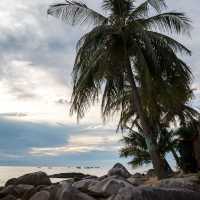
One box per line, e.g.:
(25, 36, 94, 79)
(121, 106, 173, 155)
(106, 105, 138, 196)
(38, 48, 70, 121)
(47, 0, 200, 179)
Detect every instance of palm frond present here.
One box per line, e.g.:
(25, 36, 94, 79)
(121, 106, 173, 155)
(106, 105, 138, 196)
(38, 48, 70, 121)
(48, 0, 107, 26)
(147, 0, 167, 13)
(141, 12, 191, 35)
(148, 31, 191, 55)
(129, 0, 167, 19)
(129, 1, 149, 19)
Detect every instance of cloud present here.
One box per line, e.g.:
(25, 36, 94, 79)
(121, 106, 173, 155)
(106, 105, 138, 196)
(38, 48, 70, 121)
(29, 134, 121, 156)
(0, 113, 28, 118)
(0, 117, 121, 165)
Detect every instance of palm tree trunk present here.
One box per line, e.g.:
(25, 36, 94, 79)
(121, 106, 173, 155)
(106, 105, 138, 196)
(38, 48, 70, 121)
(126, 62, 169, 179)
(193, 126, 200, 170)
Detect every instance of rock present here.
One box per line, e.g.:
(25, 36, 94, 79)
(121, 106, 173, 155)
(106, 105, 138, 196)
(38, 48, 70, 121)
(112, 186, 200, 200)
(52, 182, 95, 200)
(29, 191, 50, 200)
(22, 187, 39, 200)
(14, 184, 34, 197)
(0, 184, 33, 198)
(72, 179, 99, 192)
(158, 175, 200, 192)
(108, 163, 131, 178)
(0, 195, 17, 200)
(0, 185, 14, 198)
(5, 179, 17, 187)
(49, 172, 90, 180)
(88, 176, 134, 197)
(14, 172, 51, 186)
(22, 185, 48, 200)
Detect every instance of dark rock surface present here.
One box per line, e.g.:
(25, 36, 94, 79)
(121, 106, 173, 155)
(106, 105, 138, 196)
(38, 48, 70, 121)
(29, 191, 50, 200)
(0, 184, 34, 198)
(49, 172, 93, 179)
(112, 187, 200, 200)
(6, 172, 51, 187)
(52, 181, 96, 200)
(88, 176, 133, 197)
(0, 195, 17, 200)
(108, 163, 131, 178)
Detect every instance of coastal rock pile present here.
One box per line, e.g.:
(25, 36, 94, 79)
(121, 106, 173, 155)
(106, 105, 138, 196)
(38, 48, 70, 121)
(0, 164, 200, 200)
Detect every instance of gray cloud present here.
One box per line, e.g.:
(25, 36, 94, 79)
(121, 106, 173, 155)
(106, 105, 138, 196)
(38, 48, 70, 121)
(0, 113, 28, 117)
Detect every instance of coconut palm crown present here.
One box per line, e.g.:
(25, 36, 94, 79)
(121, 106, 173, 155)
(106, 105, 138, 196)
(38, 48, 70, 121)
(48, 0, 192, 178)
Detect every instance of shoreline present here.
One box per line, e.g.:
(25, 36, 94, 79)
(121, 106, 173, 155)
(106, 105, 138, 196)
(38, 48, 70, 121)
(0, 163, 199, 200)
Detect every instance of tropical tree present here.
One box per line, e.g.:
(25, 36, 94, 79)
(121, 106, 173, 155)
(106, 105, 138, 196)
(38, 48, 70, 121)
(48, 0, 192, 178)
(120, 108, 200, 171)
(120, 127, 175, 173)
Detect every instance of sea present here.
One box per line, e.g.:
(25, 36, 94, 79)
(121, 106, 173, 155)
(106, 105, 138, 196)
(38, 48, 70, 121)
(0, 165, 151, 186)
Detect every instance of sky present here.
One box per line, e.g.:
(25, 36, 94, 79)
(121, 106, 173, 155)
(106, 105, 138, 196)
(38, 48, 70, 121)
(0, 0, 199, 167)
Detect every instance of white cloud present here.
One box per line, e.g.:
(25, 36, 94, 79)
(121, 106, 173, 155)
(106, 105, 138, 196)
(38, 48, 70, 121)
(29, 133, 121, 156)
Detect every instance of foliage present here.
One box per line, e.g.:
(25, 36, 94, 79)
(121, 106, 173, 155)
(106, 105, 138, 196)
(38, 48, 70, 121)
(120, 127, 176, 167)
(48, 0, 192, 121)
(48, 0, 194, 177)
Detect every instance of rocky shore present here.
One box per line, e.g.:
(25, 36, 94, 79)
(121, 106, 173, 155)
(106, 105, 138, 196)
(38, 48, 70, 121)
(0, 163, 200, 200)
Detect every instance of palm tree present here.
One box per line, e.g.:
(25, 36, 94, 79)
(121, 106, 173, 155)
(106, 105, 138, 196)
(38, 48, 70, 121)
(120, 109, 200, 171)
(120, 127, 176, 172)
(48, 0, 192, 178)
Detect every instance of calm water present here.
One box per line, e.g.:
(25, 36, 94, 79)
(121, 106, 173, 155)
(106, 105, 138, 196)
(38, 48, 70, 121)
(0, 165, 151, 186)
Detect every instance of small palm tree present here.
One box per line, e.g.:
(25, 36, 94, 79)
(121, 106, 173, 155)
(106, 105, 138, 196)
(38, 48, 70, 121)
(120, 128, 175, 172)
(48, 0, 192, 178)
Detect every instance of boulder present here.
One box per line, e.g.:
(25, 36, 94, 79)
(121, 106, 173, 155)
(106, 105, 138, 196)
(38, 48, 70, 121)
(158, 175, 200, 192)
(51, 181, 96, 200)
(0, 195, 17, 200)
(49, 172, 90, 180)
(5, 179, 17, 187)
(14, 172, 51, 186)
(22, 185, 48, 200)
(108, 163, 131, 178)
(88, 176, 134, 197)
(13, 184, 34, 197)
(0, 186, 13, 198)
(0, 184, 34, 198)
(72, 179, 99, 192)
(29, 191, 50, 200)
(112, 186, 200, 200)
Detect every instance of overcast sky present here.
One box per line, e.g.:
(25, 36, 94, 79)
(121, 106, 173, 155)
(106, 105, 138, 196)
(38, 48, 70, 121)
(0, 0, 199, 166)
